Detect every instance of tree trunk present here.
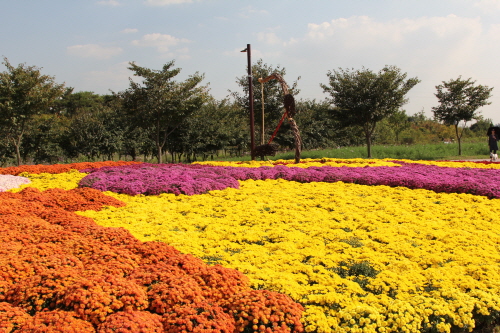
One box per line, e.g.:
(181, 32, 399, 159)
(288, 118, 302, 164)
(455, 125, 462, 155)
(366, 132, 372, 158)
(14, 143, 21, 166)
(155, 115, 163, 163)
(157, 145, 163, 163)
(12, 134, 23, 166)
(365, 123, 377, 158)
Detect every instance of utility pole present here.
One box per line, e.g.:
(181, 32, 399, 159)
(241, 44, 255, 160)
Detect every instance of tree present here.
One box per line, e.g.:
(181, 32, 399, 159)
(289, 99, 333, 150)
(0, 57, 66, 165)
(432, 76, 493, 155)
(321, 65, 420, 157)
(21, 113, 67, 164)
(168, 97, 248, 162)
(53, 91, 126, 162)
(470, 116, 493, 136)
(0, 135, 14, 166)
(408, 109, 428, 125)
(52, 90, 105, 116)
(387, 109, 410, 144)
(61, 107, 112, 161)
(121, 61, 207, 163)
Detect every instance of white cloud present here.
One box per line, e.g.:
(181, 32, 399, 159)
(486, 23, 500, 38)
(122, 28, 138, 34)
(302, 15, 483, 67)
(144, 0, 193, 6)
(82, 62, 132, 93)
(97, 0, 121, 6)
(131, 33, 190, 53)
(473, 0, 500, 11)
(239, 6, 269, 19)
(275, 14, 492, 118)
(284, 37, 298, 47)
(257, 32, 282, 45)
(305, 15, 482, 48)
(174, 47, 191, 60)
(67, 44, 123, 59)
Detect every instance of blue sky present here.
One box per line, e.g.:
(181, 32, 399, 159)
(2, 0, 500, 123)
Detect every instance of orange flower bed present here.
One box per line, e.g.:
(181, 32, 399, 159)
(0, 185, 304, 332)
(0, 161, 142, 176)
(98, 311, 164, 333)
(16, 310, 96, 333)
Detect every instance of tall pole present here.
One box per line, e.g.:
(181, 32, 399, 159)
(260, 80, 265, 145)
(246, 44, 255, 160)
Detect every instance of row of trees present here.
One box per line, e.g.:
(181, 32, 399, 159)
(0, 56, 494, 166)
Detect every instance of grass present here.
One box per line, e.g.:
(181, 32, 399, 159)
(217, 141, 490, 162)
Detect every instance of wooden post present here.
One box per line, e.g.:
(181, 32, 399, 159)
(245, 44, 255, 160)
(260, 80, 265, 145)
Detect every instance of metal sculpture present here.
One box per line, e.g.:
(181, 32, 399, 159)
(257, 73, 302, 164)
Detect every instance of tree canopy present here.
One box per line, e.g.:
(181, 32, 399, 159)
(120, 61, 207, 163)
(0, 57, 66, 165)
(432, 76, 493, 155)
(321, 65, 420, 157)
(0, 56, 497, 165)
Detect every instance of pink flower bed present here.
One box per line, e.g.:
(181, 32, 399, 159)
(79, 162, 500, 198)
(0, 175, 30, 192)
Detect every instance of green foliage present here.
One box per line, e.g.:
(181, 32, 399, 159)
(432, 76, 493, 155)
(433, 77, 493, 126)
(0, 57, 66, 165)
(120, 61, 207, 163)
(407, 119, 456, 144)
(60, 106, 123, 161)
(321, 65, 420, 158)
(387, 109, 411, 144)
(0, 135, 14, 166)
(52, 90, 106, 116)
(331, 260, 379, 291)
(470, 116, 493, 135)
(339, 237, 364, 248)
(167, 97, 249, 161)
(121, 126, 153, 162)
(0, 57, 497, 166)
(251, 140, 489, 161)
(289, 99, 335, 149)
(21, 114, 67, 164)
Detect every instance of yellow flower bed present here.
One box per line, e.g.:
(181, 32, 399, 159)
(11, 170, 87, 192)
(196, 158, 500, 170)
(394, 159, 500, 169)
(16, 160, 500, 333)
(194, 158, 401, 168)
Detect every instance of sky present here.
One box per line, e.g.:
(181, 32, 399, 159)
(1, 0, 500, 123)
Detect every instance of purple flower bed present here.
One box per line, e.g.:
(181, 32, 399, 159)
(79, 163, 500, 198)
(78, 164, 240, 196)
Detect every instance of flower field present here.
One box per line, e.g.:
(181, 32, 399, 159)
(1, 158, 500, 333)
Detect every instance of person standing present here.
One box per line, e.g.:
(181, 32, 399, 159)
(488, 128, 499, 161)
